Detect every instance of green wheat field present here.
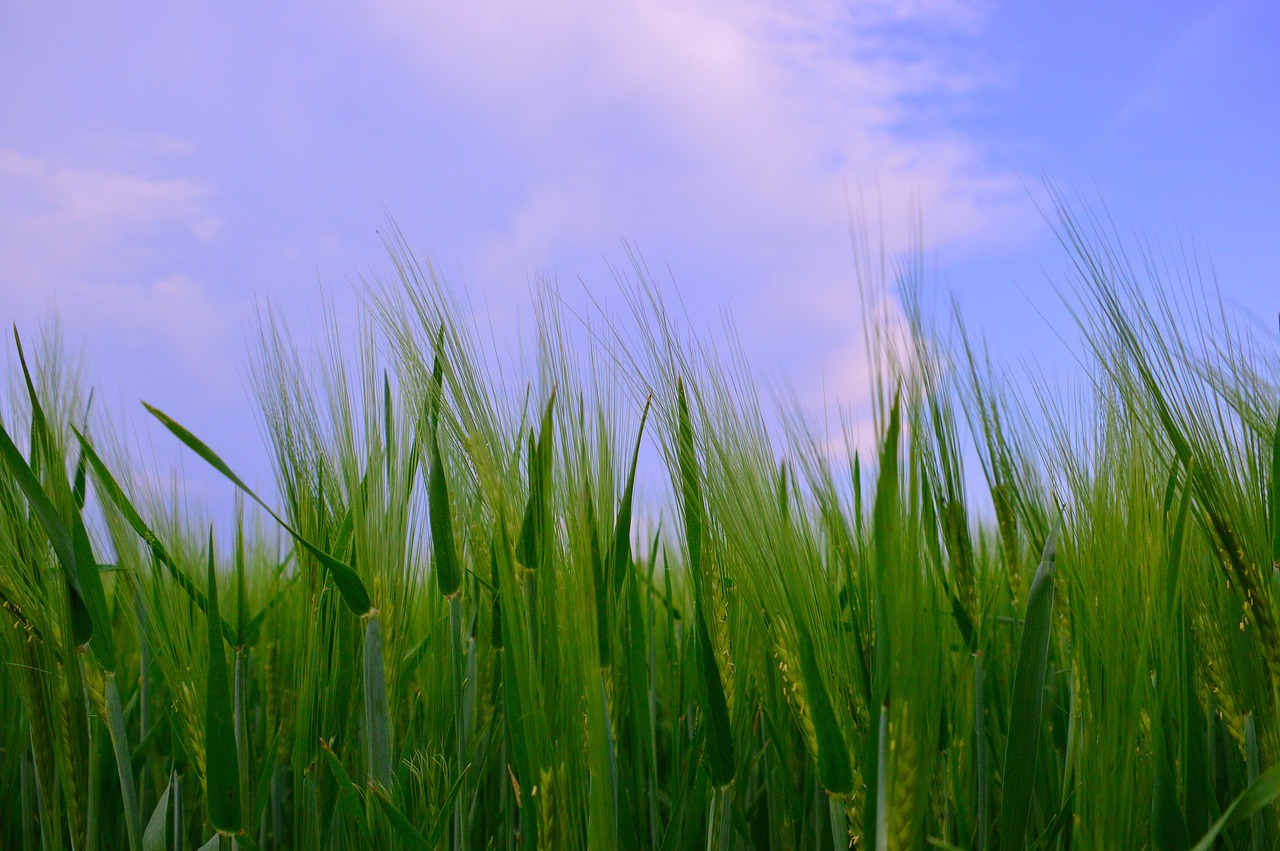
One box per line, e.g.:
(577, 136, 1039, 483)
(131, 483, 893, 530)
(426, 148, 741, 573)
(3, 202, 1280, 850)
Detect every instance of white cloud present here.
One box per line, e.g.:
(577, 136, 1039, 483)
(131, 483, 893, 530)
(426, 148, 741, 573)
(0, 148, 231, 390)
(0, 148, 221, 281)
(352, 0, 1022, 418)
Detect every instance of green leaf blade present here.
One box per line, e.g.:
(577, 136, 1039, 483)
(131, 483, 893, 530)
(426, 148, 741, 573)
(363, 614, 394, 789)
(1000, 529, 1059, 851)
(145, 403, 372, 615)
(797, 623, 852, 796)
(203, 533, 242, 835)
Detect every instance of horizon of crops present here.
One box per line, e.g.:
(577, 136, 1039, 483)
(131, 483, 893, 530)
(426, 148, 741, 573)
(2, 197, 1280, 850)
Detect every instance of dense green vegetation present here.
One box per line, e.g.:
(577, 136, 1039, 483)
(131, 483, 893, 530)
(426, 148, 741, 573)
(2, 203, 1280, 850)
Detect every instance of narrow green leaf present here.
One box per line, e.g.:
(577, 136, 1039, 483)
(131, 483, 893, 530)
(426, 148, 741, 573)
(875, 698, 889, 851)
(234, 515, 247, 648)
(72, 441, 88, 511)
(517, 391, 556, 572)
(609, 396, 650, 597)
(204, 531, 242, 835)
(658, 722, 709, 851)
(797, 623, 853, 796)
(675, 379, 734, 786)
(999, 528, 1059, 851)
(427, 419, 461, 597)
(1245, 714, 1264, 851)
(488, 543, 504, 650)
(1181, 635, 1211, 840)
(870, 388, 902, 707)
(425, 334, 461, 597)
(384, 370, 395, 487)
(585, 483, 610, 668)
(426, 766, 470, 849)
(73, 427, 240, 647)
(675, 379, 703, 579)
(622, 569, 656, 843)
(587, 672, 618, 848)
(70, 501, 116, 670)
(105, 676, 143, 851)
(12, 327, 46, 431)
(430, 325, 446, 423)
(370, 786, 432, 851)
(1269, 407, 1280, 569)
(1029, 786, 1075, 851)
(494, 513, 542, 848)
(1152, 706, 1190, 851)
(319, 739, 371, 839)
(364, 613, 394, 789)
(1190, 762, 1280, 851)
(974, 652, 988, 850)
(696, 606, 735, 787)
(251, 725, 282, 831)
(777, 458, 789, 521)
(144, 403, 372, 615)
(861, 390, 901, 851)
(1165, 458, 1195, 611)
(143, 772, 173, 851)
(0, 418, 100, 657)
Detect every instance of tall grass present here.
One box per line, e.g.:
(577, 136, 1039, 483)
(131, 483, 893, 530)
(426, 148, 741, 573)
(2, 201, 1280, 849)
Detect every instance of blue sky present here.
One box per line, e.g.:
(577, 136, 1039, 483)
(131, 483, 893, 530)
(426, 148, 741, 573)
(2, 0, 1276, 504)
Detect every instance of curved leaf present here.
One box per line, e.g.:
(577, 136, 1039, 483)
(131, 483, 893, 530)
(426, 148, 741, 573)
(1190, 761, 1280, 851)
(144, 403, 372, 615)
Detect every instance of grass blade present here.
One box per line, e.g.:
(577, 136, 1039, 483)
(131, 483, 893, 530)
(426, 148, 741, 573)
(862, 388, 901, 849)
(371, 786, 432, 851)
(1190, 762, 1280, 851)
(1152, 705, 1190, 851)
(1245, 714, 1264, 851)
(517, 391, 556, 573)
(609, 396, 650, 596)
(363, 613, 393, 789)
(426, 380, 461, 598)
(0, 416, 100, 652)
(145, 403, 372, 615)
(999, 528, 1059, 851)
(104, 675, 143, 851)
(871, 387, 902, 705)
(974, 652, 988, 850)
(797, 623, 853, 796)
(675, 379, 734, 787)
(318, 739, 371, 842)
(875, 698, 889, 851)
(203, 531, 242, 836)
(72, 427, 240, 646)
(143, 772, 173, 851)
(675, 378, 703, 578)
(586, 482, 610, 668)
(1270, 407, 1280, 570)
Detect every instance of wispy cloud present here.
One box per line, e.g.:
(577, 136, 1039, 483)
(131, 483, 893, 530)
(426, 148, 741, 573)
(0, 148, 230, 389)
(353, 0, 1021, 414)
